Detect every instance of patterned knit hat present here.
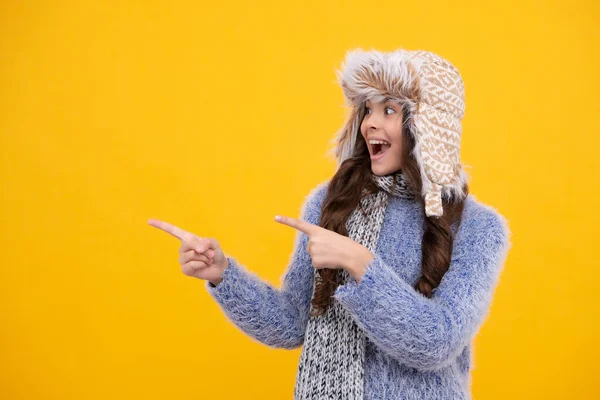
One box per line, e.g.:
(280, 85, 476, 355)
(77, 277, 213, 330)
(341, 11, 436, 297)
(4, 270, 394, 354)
(327, 48, 470, 217)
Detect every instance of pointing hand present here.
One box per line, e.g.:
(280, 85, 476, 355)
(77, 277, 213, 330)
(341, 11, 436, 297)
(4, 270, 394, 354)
(148, 219, 228, 285)
(274, 215, 367, 271)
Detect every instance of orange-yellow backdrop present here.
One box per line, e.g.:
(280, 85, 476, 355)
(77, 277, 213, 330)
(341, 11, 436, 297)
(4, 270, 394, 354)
(1, 0, 598, 399)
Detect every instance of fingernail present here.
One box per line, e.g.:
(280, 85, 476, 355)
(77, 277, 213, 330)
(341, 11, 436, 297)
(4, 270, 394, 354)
(275, 215, 281, 222)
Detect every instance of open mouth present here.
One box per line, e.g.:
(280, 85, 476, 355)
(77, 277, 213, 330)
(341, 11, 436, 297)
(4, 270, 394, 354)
(371, 141, 391, 160)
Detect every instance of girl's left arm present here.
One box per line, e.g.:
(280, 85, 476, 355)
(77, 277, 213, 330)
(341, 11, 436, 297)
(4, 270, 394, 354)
(333, 208, 512, 372)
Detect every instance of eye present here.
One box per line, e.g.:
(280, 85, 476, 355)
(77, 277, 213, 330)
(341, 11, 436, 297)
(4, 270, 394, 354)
(364, 106, 395, 115)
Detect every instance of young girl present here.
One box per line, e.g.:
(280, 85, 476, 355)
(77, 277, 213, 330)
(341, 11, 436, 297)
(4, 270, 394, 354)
(149, 48, 512, 399)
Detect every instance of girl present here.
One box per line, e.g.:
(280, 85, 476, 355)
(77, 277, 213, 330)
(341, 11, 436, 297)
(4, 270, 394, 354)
(149, 48, 512, 399)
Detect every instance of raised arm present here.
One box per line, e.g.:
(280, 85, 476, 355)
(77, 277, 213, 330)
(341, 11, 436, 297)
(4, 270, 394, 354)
(205, 181, 329, 349)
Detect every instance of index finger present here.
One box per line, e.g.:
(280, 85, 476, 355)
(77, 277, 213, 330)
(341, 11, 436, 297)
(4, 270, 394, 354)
(274, 215, 318, 236)
(148, 219, 190, 241)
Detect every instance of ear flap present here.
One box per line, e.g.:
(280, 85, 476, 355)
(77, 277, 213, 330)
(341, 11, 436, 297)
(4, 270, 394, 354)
(410, 51, 469, 217)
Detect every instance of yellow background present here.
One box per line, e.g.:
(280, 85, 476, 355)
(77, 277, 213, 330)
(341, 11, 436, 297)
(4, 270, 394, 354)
(1, 0, 598, 398)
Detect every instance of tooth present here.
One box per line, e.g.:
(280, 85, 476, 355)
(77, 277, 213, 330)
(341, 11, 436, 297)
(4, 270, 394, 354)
(369, 140, 389, 144)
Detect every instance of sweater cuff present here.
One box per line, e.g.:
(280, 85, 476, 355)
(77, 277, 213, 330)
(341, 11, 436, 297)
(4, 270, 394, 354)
(205, 256, 240, 296)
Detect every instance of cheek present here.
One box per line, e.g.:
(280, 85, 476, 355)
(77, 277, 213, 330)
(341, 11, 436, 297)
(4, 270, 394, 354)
(390, 121, 403, 144)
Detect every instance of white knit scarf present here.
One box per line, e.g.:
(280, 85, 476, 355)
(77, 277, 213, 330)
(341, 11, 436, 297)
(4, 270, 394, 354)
(294, 170, 416, 399)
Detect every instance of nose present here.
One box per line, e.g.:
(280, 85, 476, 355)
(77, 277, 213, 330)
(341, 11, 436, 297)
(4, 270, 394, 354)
(363, 110, 383, 133)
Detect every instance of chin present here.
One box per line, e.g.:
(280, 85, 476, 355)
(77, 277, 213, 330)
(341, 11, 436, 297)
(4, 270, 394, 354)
(371, 163, 401, 176)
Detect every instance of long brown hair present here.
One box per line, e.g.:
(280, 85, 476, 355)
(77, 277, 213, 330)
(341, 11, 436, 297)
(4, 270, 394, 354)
(310, 104, 469, 316)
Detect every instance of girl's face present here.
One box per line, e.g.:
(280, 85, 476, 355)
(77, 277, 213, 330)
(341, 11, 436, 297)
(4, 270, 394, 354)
(360, 98, 404, 176)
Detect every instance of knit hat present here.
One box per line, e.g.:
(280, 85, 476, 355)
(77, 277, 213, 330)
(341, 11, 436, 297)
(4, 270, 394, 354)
(327, 48, 470, 217)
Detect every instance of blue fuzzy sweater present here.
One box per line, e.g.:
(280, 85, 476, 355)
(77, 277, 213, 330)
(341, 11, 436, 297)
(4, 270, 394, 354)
(206, 180, 512, 399)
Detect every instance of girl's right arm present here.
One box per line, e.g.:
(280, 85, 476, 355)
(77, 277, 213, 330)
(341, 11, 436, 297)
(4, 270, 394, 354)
(205, 182, 328, 349)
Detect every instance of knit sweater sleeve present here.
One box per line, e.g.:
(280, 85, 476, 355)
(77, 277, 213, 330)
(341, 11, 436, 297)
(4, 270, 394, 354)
(332, 205, 512, 372)
(204, 182, 328, 350)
